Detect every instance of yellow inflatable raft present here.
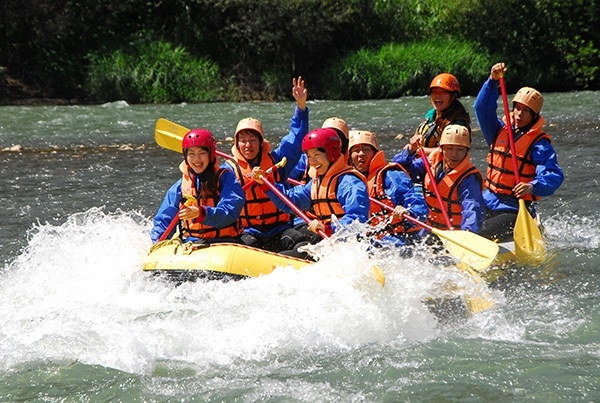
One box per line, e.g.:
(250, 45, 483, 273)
(142, 239, 310, 282)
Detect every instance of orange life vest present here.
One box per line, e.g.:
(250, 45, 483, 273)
(485, 116, 550, 201)
(424, 149, 483, 229)
(179, 161, 243, 239)
(364, 150, 418, 235)
(309, 157, 366, 223)
(227, 141, 291, 228)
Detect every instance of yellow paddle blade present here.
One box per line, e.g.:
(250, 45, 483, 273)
(514, 199, 546, 263)
(455, 262, 496, 316)
(371, 265, 385, 287)
(432, 228, 500, 273)
(155, 118, 190, 153)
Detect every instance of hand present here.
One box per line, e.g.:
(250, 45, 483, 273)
(179, 205, 206, 221)
(491, 62, 506, 81)
(292, 76, 307, 111)
(250, 167, 265, 184)
(307, 219, 325, 234)
(392, 205, 408, 218)
(409, 133, 424, 154)
(513, 182, 533, 198)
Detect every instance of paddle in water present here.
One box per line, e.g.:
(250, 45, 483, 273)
(258, 174, 385, 287)
(368, 197, 498, 273)
(498, 73, 546, 262)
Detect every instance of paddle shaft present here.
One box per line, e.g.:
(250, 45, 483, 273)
(260, 175, 328, 238)
(292, 177, 437, 235)
(242, 157, 287, 190)
(498, 75, 522, 184)
(158, 213, 180, 242)
(498, 75, 546, 259)
(368, 197, 435, 231)
(419, 147, 453, 229)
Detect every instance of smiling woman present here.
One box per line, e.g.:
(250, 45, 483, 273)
(149, 128, 246, 244)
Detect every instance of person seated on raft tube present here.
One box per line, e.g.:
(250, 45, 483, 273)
(251, 128, 370, 259)
(395, 73, 471, 163)
(394, 124, 485, 234)
(150, 129, 246, 244)
(287, 117, 350, 228)
(289, 116, 350, 185)
(347, 129, 428, 246)
(225, 76, 309, 252)
(474, 62, 564, 242)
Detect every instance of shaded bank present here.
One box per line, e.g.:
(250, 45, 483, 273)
(1, 72, 92, 106)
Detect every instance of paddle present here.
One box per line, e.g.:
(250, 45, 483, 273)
(369, 197, 498, 273)
(155, 117, 240, 161)
(285, 177, 493, 313)
(155, 118, 384, 285)
(157, 195, 198, 242)
(242, 157, 287, 190)
(158, 214, 180, 242)
(157, 119, 497, 271)
(498, 74, 546, 261)
(419, 147, 453, 229)
(258, 174, 385, 286)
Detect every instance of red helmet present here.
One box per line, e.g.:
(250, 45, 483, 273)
(182, 128, 217, 160)
(322, 117, 349, 154)
(302, 128, 342, 163)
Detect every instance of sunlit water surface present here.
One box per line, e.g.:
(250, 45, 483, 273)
(0, 93, 598, 401)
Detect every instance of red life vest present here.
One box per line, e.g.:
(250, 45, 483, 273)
(424, 149, 483, 229)
(364, 150, 418, 235)
(227, 141, 290, 228)
(485, 116, 550, 201)
(179, 161, 243, 239)
(309, 157, 366, 223)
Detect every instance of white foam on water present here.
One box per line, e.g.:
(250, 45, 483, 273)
(0, 208, 518, 375)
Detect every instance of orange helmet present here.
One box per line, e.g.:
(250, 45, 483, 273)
(512, 87, 543, 114)
(429, 73, 461, 96)
(322, 117, 349, 139)
(439, 125, 470, 149)
(235, 117, 264, 141)
(348, 130, 379, 152)
(322, 117, 349, 154)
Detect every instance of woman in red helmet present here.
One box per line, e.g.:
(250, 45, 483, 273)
(393, 73, 472, 172)
(150, 129, 245, 244)
(251, 128, 370, 258)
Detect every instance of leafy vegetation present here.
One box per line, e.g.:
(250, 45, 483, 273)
(325, 39, 493, 99)
(1, 0, 598, 103)
(86, 40, 222, 103)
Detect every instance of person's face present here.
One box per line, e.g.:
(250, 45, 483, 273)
(306, 148, 331, 176)
(186, 146, 210, 174)
(441, 144, 468, 170)
(350, 144, 375, 174)
(237, 130, 261, 161)
(430, 87, 453, 112)
(513, 102, 534, 128)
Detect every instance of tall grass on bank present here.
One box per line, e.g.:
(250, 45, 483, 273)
(325, 39, 495, 99)
(86, 40, 223, 103)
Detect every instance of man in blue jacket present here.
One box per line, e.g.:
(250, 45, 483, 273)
(474, 62, 564, 242)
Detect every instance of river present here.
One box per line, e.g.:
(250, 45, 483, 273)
(0, 92, 598, 401)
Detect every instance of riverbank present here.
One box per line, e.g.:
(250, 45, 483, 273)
(0, 72, 93, 106)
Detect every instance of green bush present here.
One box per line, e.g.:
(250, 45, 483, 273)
(455, 0, 599, 91)
(86, 40, 223, 103)
(325, 39, 495, 99)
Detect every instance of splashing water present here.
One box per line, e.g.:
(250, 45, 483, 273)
(0, 208, 530, 376)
